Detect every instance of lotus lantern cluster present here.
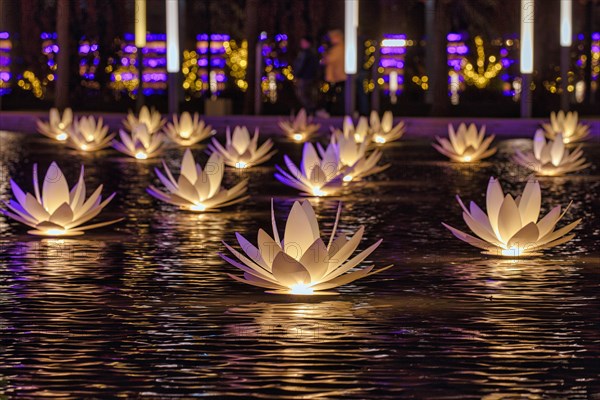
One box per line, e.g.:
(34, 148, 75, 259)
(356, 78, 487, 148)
(330, 131, 389, 182)
(37, 107, 73, 141)
(279, 108, 321, 142)
(67, 116, 115, 152)
(112, 124, 165, 160)
(370, 111, 405, 144)
(443, 177, 581, 257)
(207, 126, 276, 168)
(542, 111, 589, 144)
(275, 142, 343, 196)
(123, 105, 166, 134)
(514, 130, 591, 176)
(221, 200, 391, 295)
(1, 162, 122, 236)
(147, 149, 248, 212)
(433, 123, 497, 162)
(163, 112, 215, 146)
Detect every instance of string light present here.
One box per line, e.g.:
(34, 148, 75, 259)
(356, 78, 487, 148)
(461, 36, 503, 89)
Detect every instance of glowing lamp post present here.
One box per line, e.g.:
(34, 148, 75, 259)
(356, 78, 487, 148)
(135, 0, 147, 112)
(520, 0, 534, 117)
(166, 0, 180, 114)
(560, 0, 572, 110)
(344, 0, 359, 115)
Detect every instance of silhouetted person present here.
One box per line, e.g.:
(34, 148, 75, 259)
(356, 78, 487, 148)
(293, 35, 319, 114)
(323, 30, 346, 115)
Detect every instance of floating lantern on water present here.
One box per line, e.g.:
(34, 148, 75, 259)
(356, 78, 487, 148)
(0, 162, 122, 236)
(542, 111, 590, 144)
(67, 116, 115, 152)
(147, 149, 248, 211)
(514, 130, 591, 176)
(433, 123, 497, 162)
(163, 112, 215, 146)
(122, 105, 166, 134)
(207, 126, 276, 168)
(112, 124, 165, 160)
(37, 107, 73, 141)
(221, 200, 392, 295)
(275, 142, 343, 196)
(369, 110, 405, 144)
(443, 177, 581, 257)
(332, 115, 371, 144)
(278, 108, 321, 142)
(330, 131, 390, 182)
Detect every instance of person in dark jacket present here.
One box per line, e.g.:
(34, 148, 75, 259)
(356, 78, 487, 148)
(293, 35, 319, 114)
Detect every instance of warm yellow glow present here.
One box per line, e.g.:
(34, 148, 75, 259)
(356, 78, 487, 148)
(354, 133, 361, 142)
(46, 229, 67, 236)
(56, 132, 68, 141)
(58, 123, 65, 130)
(501, 246, 524, 257)
(86, 135, 94, 141)
(312, 187, 326, 197)
(235, 161, 247, 169)
(374, 135, 386, 144)
(564, 137, 571, 144)
(293, 133, 304, 141)
(463, 156, 472, 162)
(80, 144, 88, 150)
(290, 283, 314, 295)
(179, 130, 192, 139)
(135, 151, 148, 160)
(190, 203, 206, 211)
(343, 175, 353, 182)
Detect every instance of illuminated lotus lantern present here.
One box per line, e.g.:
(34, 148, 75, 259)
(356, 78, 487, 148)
(332, 115, 371, 144)
(67, 116, 115, 152)
(207, 126, 276, 168)
(369, 110, 405, 144)
(112, 124, 165, 160)
(275, 142, 343, 196)
(279, 108, 321, 142)
(37, 107, 73, 141)
(433, 123, 497, 162)
(147, 149, 248, 211)
(221, 200, 392, 295)
(123, 105, 166, 134)
(0, 162, 122, 236)
(443, 177, 581, 257)
(514, 130, 591, 176)
(330, 131, 390, 182)
(163, 112, 215, 146)
(542, 111, 590, 144)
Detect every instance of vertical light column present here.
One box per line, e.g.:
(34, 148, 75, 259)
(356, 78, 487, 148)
(135, 0, 147, 111)
(344, 0, 359, 115)
(520, 0, 534, 117)
(560, 0, 572, 110)
(166, 0, 180, 114)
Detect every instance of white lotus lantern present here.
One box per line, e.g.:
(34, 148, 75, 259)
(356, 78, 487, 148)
(147, 149, 248, 211)
(37, 107, 73, 141)
(66, 116, 115, 152)
(112, 124, 165, 160)
(433, 123, 497, 162)
(221, 200, 392, 295)
(329, 131, 390, 182)
(275, 142, 343, 196)
(207, 126, 276, 168)
(163, 112, 215, 146)
(369, 110, 405, 144)
(514, 130, 591, 176)
(443, 177, 581, 257)
(123, 105, 166, 134)
(542, 111, 590, 143)
(332, 115, 371, 144)
(278, 108, 321, 142)
(0, 162, 122, 236)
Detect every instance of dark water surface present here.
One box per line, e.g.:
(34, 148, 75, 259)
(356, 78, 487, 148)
(1, 131, 599, 399)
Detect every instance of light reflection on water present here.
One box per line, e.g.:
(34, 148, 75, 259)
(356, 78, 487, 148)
(0, 132, 599, 398)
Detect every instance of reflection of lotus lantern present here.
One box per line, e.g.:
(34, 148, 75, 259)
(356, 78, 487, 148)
(112, 124, 165, 159)
(542, 111, 589, 144)
(208, 126, 276, 168)
(443, 177, 581, 257)
(1, 162, 122, 236)
(433, 123, 497, 162)
(222, 200, 391, 295)
(279, 108, 320, 142)
(163, 112, 215, 146)
(123, 105, 166, 134)
(369, 110, 405, 144)
(37, 107, 73, 141)
(67, 116, 115, 152)
(514, 130, 591, 176)
(275, 142, 343, 196)
(147, 149, 248, 211)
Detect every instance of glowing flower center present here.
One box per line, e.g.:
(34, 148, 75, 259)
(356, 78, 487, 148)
(343, 175, 353, 182)
(190, 203, 206, 211)
(501, 246, 524, 257)
(46, 228, 67, 236)
(86, 135, 94, 141)
(354, 133, 362, 142)
(563, 137, 571, 144)
(135, 151, 148, 160)
(293, 133, 304, 141)
(463, 156, 472, 162)
(58, 123, 65, 130)
(235, 161, 248, 169)
(290, 283, 314, 295)
(80, 144, 88, 150)
(180, 130, 192, 139)
(375, 135, 386, 144)
(56, 132, 68, 141)
(312, 187, 326, 196)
